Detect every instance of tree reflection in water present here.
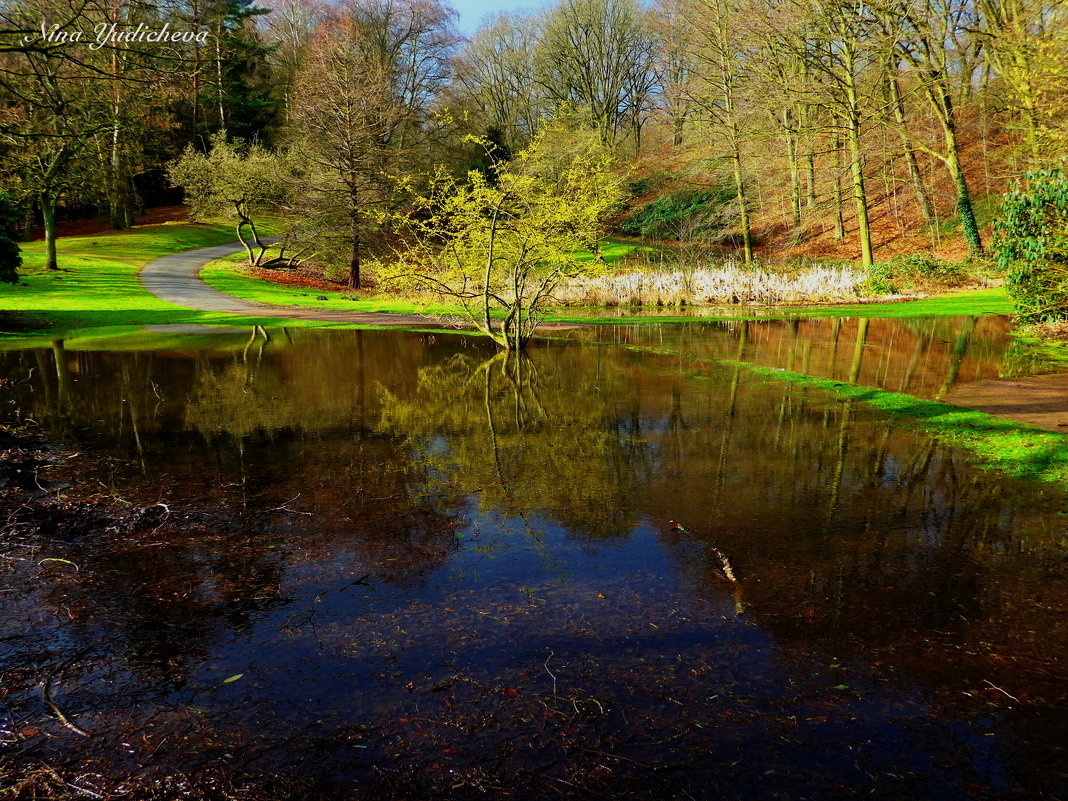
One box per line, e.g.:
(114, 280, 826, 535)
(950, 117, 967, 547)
(1, 325, 1068, 799)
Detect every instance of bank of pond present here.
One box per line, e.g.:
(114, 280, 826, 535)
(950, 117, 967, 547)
(1, 316, 1068, 800)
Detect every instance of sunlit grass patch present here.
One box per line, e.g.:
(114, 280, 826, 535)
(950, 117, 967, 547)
(199, 252, 459, 316)
(742, 364, 1068, 486)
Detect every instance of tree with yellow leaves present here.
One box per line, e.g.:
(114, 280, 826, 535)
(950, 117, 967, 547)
(388, 128, 624, 351)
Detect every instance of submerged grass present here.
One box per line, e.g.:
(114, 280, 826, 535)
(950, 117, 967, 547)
(740, 363, 1068, 486)
(612, 338, 1068, 487)
(545, 287, 1013, 323)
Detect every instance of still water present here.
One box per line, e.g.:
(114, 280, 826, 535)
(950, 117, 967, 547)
(2, 318, 1067, 800)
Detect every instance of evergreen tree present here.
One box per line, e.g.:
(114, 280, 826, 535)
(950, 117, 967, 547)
(0, 194, 22, 285)
(207, 0, 279, 141)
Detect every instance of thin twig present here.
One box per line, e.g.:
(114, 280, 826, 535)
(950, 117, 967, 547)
(544, 651, 557, 698)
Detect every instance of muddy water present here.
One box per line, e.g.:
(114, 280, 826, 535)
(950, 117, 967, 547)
(2, 322, 1068, 800)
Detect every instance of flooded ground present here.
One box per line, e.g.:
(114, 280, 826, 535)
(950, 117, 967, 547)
(2, 319, 1068, 800)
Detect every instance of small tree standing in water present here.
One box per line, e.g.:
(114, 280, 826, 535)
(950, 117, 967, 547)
(389, 129, 623, 350)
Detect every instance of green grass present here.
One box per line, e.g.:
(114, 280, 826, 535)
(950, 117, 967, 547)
(2, 222, 237, 332)
(740, 362, 1068, 487)
(0, 223, 380, 341)
(544, 287, 1012, 324)
(199, 252, 459, 316)
(576, 240, 644, 263)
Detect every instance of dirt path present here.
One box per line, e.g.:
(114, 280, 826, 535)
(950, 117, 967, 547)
(139, 241, 439, 327)
(942, 374, 1068, 433)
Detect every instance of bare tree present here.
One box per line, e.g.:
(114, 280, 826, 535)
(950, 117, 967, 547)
(535, 0, 657, 148)
(674, 0, 756, 262)
(449, 12, 543, 151)
(286, 0, 456, 288)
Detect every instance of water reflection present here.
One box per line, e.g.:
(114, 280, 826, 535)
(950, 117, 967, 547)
(1, 326, 1068, 799)
(579, 314, 1017, 398)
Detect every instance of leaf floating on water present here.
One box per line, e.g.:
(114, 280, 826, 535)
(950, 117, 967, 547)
(222, 674, 244, 685)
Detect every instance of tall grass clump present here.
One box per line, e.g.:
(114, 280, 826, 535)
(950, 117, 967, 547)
(554, 258, 869, 307)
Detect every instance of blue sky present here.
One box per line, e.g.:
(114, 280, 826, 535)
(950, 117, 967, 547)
(451, 0, 546, 34)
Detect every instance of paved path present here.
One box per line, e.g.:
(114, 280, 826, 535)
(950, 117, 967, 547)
(139, 241, 438, 327)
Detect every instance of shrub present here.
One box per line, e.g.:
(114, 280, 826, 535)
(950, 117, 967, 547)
(621, 171, 671, 201)
(994, 169, 1068, 323)
(0, 194, 22, 284)
(619, 183, 735, 240)
(860, 253, 967, 296)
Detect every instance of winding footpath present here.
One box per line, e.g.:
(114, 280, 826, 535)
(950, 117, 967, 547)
(139, 240, 437, 327)
(139, 242, 1068, 432)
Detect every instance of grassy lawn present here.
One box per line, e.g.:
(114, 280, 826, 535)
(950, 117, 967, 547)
(0, 223, 365, 345)
(199, 251, 459, 316)
(544, 287, 1013, 323)
(198, 241, 646, 315)
(3, 223, 236, 332)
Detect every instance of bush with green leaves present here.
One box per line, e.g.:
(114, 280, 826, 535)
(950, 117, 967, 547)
(0, 194, 22, 284)
(861, 253, 967, 295)
(619, 183, 735, 240)
(994, 169, 1068, 323)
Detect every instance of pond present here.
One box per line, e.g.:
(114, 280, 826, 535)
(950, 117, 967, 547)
(2, 317, 1067, 800)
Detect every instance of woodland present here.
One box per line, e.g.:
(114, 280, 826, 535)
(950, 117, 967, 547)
(0, 0, 1067, 346)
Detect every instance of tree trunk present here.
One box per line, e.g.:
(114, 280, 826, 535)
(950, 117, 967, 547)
(109, 123, 130, 230)
(805, 149, 816, 211)
(236, 219, 256, 265)
(845, 112, 874, 268)
(887, 69, 936, 228)
(41, 194, 58, 271)
(942, 117, 983, 255)
(215, 23, 227, 134)
(833, 136, 845, 240)
(349, 235, 361, 289)
(782, 112, 802, 230)
(731, 148, 753, 264)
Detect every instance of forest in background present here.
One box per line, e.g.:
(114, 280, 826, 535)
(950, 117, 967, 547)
(1, 0, 1067, 293)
